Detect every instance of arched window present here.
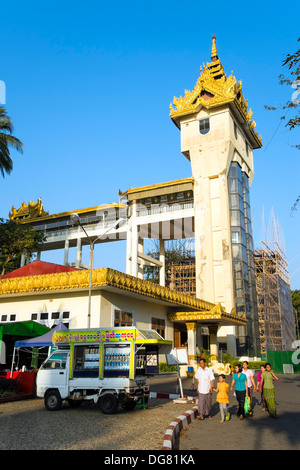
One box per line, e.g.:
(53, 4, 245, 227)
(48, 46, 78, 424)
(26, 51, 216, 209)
(199, 118, 210, 135)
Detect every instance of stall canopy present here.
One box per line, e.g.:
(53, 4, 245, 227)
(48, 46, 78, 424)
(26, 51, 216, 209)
(0, 320, 50, 345)
(14, 322, 68, 348)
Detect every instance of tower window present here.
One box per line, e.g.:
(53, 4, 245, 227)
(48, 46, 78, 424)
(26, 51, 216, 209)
(199, 118, 210, 135)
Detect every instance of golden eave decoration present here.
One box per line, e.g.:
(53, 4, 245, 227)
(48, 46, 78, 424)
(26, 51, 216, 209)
(11, 202, 126, 225)
(168, 305, 247, 326)
(9, 198, 49, 221)
(0, 267, 247, 326)
(169, 35, 262, 148)
(0, 268, 214, 310)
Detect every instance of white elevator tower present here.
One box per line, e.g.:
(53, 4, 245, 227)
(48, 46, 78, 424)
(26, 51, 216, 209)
(170, 35, 262, 356)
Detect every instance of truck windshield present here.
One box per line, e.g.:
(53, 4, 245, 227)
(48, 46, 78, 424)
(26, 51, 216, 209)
(41, 352, 68, 370)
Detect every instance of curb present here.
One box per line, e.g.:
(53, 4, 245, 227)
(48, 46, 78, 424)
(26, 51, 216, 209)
(150, 392, 196, 400)
(161, 406, 198, 450)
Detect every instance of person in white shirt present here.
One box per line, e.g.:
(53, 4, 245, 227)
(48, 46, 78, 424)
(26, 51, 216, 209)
(243, 361, 256, 410)
(195, 358, 215, 420)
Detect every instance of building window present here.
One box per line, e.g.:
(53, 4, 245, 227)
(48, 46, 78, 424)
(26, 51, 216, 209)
(1, 314, 17, 322)
(176, 192, 185, 200)
(152, 318, 165, 338)
(62, 311, 70, 328)
(114, 310, 133, 327)
(32, 310, 71, 328)
(199, 118, 210, 135)
(228, 161, 259, 356)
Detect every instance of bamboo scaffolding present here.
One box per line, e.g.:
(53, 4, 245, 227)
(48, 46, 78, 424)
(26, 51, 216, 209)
(254, 235, 295, 352)
(167, 259, 196, 296)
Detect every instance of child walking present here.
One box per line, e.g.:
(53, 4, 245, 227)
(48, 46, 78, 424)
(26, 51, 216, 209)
(214, 374, 230, 422)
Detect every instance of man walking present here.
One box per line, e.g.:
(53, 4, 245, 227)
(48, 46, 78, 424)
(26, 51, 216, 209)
(195, 358, 215, 420)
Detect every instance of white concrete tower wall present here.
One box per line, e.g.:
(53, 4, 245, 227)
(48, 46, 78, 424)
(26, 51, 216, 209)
(170, 35, 262, 356)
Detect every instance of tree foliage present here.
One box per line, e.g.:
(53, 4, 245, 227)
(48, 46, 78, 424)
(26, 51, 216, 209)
(264, 38, 300, 214)
(0, 219, 45, 275)
(265, 38, 300, 134)
(0, 106, 23, 177)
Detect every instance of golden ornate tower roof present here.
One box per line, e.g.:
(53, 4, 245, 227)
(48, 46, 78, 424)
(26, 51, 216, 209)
(211, 32, 218, 60)
(170, 34, 262, 148)
(9, 198, 49, 221)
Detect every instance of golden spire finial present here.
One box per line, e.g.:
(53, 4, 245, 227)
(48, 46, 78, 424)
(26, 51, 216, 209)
(211, 32, 218, 60)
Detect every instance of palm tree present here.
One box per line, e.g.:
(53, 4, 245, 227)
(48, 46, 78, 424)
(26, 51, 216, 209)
(0, 106, 23, 177)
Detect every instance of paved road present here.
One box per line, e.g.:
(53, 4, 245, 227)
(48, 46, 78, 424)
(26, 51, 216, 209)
(180, 374, 300, 451)
(1, 373, 299, 451)
(0, 373, 193, 451)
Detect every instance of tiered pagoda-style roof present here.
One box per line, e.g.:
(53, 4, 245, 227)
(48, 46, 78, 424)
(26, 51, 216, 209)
(170, 34, 262, 149)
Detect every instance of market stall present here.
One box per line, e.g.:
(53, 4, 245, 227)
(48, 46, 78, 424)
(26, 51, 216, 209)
(0, 322, 68, 401)
(12, 322, 69, 375)
(0, 320, 51, 401)
(0, 320, 50, 371)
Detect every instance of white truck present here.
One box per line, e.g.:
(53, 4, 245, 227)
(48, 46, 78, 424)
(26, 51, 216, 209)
(36, 327, 172, 413)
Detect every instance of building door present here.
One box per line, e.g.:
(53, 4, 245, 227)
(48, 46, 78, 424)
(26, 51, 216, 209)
(174, 330, 181, 348)
(173, 323, 187, 348)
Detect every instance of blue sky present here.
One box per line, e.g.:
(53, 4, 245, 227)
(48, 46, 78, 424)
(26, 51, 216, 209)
(0, 1, 299, 289)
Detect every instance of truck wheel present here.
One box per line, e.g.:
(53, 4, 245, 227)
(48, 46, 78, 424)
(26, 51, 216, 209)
(99, 393, 118, 414)
(44, 390, 62, 411)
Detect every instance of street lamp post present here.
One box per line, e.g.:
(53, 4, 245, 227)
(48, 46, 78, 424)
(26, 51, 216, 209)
(70, 213, 124, 328)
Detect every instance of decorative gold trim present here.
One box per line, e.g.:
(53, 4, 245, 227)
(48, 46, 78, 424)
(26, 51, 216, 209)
(120, 177, 194, 198)
(0, 267, 216, 311)
(211, 33, 218, 59)
(167, 306, 247, 326)
(186, 322, 197, 332)
(18, 203, 126, 224)
(9, 198, 49, 221)
(0, 268, 247, 326)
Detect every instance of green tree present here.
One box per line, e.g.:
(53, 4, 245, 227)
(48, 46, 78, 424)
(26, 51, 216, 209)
(264, 38, 300, 213)
(291, 289, 300, 338)
(265, 38, 300, 137)
(0, 219, 45, 276)
(0, 106, 23, 177)
(280, 39, 300, 135)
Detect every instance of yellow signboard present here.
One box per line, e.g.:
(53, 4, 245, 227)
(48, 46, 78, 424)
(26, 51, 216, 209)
(53, 328, 140, 345)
